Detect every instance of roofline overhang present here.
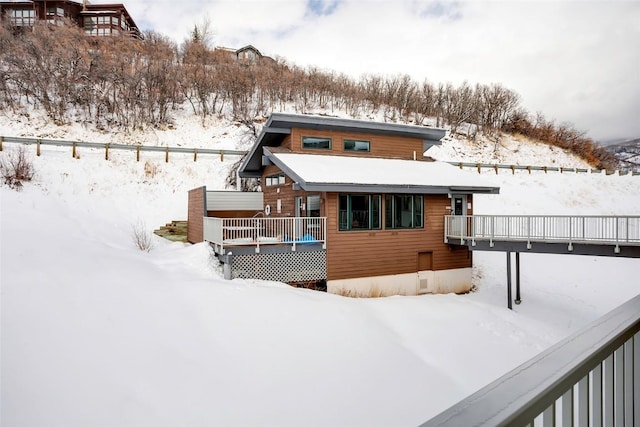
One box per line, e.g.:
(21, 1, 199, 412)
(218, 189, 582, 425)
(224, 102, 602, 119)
(238, 126, 291, 177)
(291, 182, 500, 195)
(265, 113, 447, 141)
(264, 148, 500, 195)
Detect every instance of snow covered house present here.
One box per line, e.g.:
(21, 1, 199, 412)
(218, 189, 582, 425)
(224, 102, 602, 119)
(189, 113, 499, 296)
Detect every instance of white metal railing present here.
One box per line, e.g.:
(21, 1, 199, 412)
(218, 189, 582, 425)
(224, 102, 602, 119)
(203, 216, 327, 253)
(420, 293, 640, 426)
(445, 215, 640, 250)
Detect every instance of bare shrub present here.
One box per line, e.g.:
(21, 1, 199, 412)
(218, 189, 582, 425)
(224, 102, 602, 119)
(132, 220, 153, 252)
(1, 145, 34, 190)
(144, 160, 158, 178)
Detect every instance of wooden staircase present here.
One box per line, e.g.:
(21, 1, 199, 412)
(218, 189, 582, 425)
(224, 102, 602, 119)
(154, 220, 188, 243)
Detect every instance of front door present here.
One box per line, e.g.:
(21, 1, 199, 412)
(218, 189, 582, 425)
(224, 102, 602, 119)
(451, 195, 467, 237)
(452, 195, 466, 216)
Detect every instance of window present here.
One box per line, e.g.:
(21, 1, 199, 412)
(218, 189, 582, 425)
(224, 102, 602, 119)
(84, 16, 96, 29)
(339, 194, 381, 231)
(46, 7, 64, 17)
(343, 139, 370, 152)
(10, 9, 35, 26)
(306, 195, 320, 217)
(385, 195, 424, 229)
(302, 136, 331, 150)
(265, 174, 285, 186)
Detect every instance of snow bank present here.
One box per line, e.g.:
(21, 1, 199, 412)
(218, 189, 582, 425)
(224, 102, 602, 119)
(1, 111, 639, 426)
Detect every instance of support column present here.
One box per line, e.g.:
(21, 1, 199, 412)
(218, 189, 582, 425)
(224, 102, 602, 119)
(515, 252, 521, 305)
(506, 251, 513, 310)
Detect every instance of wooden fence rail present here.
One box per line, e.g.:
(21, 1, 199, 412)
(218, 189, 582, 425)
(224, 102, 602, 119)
(0, 135, 637, 175)
(0, 135, 246, 162)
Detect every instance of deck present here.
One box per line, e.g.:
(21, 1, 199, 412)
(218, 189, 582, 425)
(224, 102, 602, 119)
(445, 215, 640, 258)
(203, 217, 327, 282)
(203, 216, 327, 255)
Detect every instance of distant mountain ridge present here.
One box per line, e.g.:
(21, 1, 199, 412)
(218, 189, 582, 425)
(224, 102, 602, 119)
(602, 138, 640, 172)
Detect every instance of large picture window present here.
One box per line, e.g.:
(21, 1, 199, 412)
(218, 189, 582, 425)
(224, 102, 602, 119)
(385, 195, 424, 229)
(302, 136, 331, 150)
(339, 194, 381, 231)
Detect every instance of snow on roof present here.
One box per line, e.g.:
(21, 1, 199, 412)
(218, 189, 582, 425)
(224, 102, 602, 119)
(268, 151, 500, 194)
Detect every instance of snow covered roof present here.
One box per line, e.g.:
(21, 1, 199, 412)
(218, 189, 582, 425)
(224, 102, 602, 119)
(266, 150, 500, 194)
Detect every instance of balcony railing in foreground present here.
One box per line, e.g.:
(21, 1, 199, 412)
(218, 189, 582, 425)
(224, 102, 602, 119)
(445, 215, 640, 251)
(203, 216, 327, 254)
(420, 293, 640, 426)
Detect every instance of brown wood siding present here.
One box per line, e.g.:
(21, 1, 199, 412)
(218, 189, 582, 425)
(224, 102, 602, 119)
(281, 135, 292, 150)
(289, 128, 425, 159)
(262, 165, 325, 217)
(325, 193, 471, 280)
(187, 187, 205, 243)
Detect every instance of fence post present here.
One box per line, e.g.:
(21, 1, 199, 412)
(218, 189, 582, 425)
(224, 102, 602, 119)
(72, 142, 76, 158)
(37, 139, 41, 156)
(220, 150, 224, 162)
(165, 146, 169, 163)
(477, 164, 481, 174)
(494, 165, 498, 174)
(105, 144, 109, 160)
(0, 136, 3, 151)
(193, 148, 197, 162)
(136, 145, 140, 162)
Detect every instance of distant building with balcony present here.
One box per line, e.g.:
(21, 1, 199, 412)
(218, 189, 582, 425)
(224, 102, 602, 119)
(0, 0, 142, 39)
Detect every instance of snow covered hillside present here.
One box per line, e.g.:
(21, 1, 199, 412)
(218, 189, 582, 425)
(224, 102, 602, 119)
(1, 111, 639, 426)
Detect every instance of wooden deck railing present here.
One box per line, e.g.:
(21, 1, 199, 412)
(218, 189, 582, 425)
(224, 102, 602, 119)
(203, 216, 327, 254)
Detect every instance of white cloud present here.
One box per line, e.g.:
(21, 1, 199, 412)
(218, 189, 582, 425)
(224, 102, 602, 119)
(124, 0, 640, 141)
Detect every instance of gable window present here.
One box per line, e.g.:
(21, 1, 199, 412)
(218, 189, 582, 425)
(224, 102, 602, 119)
(385, 195, 424, 229)
(338, 194, 381, 231)
(265, 173, 285, 186)
(302, 136, 331, 150)
(343, 139, 370, 152)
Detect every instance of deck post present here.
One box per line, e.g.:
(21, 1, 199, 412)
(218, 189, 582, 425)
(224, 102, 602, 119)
(222, 253, 233, 280)
(506, 251, 513, 310)
(515, 252, 521, 304)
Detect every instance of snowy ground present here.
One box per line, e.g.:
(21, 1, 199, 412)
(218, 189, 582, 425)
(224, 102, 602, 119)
(1, 114, 640, 426)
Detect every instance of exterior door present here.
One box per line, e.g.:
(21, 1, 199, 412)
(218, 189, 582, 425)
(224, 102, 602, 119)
(451, 195, 467, 237)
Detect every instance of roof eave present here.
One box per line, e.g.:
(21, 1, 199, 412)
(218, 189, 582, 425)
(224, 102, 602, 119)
(292, 182, 500, 195)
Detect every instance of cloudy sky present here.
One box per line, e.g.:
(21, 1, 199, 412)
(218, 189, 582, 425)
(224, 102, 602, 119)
(125, 0, 639, 142)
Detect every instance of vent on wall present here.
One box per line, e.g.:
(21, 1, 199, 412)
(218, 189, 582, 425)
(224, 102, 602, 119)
(419, 278, 430, 292)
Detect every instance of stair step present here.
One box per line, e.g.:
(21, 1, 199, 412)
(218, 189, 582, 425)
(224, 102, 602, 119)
(153, 219, 189, 243)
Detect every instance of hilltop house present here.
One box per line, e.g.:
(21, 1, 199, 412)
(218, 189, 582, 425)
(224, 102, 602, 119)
(214, 45, 275, 64)
(0, 0, 142, 39)
(188, 113, 499, 296)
